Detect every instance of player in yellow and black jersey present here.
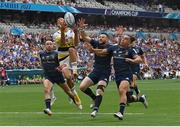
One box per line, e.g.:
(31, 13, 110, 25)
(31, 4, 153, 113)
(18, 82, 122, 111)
(52, 17, 82, 109)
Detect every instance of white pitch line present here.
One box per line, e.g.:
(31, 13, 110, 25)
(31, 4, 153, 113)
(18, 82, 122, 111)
(0, 112, 144, 115)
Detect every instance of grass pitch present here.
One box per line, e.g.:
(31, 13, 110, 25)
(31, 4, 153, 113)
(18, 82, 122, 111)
(0, 79, 180, 126)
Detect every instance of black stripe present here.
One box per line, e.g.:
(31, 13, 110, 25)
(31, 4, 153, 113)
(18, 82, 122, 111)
(58, 55, 69, 61)
(58, 46, 75, 51)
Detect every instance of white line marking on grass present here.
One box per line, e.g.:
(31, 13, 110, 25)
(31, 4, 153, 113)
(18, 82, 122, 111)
(0, 112, 144, 115)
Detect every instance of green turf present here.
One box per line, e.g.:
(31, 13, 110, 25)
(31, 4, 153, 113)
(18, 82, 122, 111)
(0, 79, 180, 125)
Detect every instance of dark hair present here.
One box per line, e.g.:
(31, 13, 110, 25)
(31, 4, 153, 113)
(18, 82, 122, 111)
(100, 32, 109, 38)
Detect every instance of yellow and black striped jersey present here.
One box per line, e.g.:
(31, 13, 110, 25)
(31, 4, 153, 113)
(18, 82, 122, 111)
(53, 28, 75, 51)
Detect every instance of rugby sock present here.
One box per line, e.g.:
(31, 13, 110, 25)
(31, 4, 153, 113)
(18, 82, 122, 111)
(71, 62, 77, 73)
(94, 95, 103, 111)
(134, 85, 140, 95)
(50, 89, 55, 99)
(71, 86, 77, 95)
(138, 96, 144, 102)
(129, 86, 134, 95)
(119, 103, 126, 115)
(45, 99, 51, 109)
(84, 88, 96, 100)
(126, 92, 136, 103)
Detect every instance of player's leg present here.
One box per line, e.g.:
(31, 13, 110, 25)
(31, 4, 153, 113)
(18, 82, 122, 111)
(43, 79, 53, 116)
(132, 74, 140, 96)
(114, 80, 129, 120)
(62, 66, 82, 109)
(69, 47, 78, 77)
(91, 80, 106, 118)
(57, 82, 80, 107)
(126, 92, 148, 108)
(50, 87, 56, 106)
(130, 73, 148, 108)
(80, 76, 96, 102)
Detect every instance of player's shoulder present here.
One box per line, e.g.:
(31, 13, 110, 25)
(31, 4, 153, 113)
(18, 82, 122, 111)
(39, 50, 45, 55)
(110, 43, 118, 48)
(53, 30, 61, 37)
(53, 30, 61, 35)
(134, 45, 144, 53)
(108, 43, 117, 47)
(66, 28, 74, 35)
(107, 44, 118, 52)
(52, 50, 58, 54)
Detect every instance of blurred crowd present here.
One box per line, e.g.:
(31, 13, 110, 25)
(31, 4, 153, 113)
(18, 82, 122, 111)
(0, 0, 179, 13)
(137, 37, 179, 79)
(0, 32, 44, 69)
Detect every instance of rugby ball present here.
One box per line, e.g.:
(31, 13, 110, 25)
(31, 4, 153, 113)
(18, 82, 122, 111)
(64, 12, 75, 27)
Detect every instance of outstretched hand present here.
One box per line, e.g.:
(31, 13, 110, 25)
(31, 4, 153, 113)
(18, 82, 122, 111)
(77, 18, 88, 29)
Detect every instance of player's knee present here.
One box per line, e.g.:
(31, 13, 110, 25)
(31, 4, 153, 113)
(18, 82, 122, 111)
(44, 87, 51, 94)
(65, 75, 71, 80)
(62, 70, 71, 79)
(119, 86, 128, 95)
(68, 47, 75, 53)
(79, 85, 86, 92)
(96, 86, 105, 96)
(126, 91, 132, 101)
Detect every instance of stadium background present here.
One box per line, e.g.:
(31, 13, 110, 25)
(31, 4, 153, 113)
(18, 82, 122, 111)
(0, 0, 180, 126)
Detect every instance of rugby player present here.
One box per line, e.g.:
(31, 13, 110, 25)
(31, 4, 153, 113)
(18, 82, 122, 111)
(53, 17, 82, 109)
(39, 40, 79, 116)
(92, 35, 148, 120)
(78, 18, 112, 118)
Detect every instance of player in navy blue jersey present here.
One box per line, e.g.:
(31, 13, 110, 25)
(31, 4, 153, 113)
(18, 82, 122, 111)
(78, 18, 112, 118)
(39, 40, 79, 116)
(130, 43, 149, 97)
(92, 35, 147, 120)
(115, 26, 148, 107)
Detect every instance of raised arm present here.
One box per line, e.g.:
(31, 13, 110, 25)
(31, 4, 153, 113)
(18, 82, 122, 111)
(141, 54, 149, 68)
(57, 18, 66, 45)
(73, 24, 79, 46)
(77, 18, 91, 43)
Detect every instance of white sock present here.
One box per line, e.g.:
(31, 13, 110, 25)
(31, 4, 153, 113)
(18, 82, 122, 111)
(71, 62, 77, 71)
(50, 89, 55, 99)
(71, 86, 77, 95)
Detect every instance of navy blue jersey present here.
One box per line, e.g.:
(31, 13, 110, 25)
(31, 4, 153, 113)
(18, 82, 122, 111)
(107, 45, 137, 76)
(90, 39, 112, 71)
(39, 50, 59, 75)
(130, 46, 144, 75)
(132, 46, 144, 56)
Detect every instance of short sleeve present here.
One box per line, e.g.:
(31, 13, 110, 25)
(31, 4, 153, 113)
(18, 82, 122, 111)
(107, 45, 116, 54)
(90, 39, 99, 48)
(129, 48, 138, 58)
